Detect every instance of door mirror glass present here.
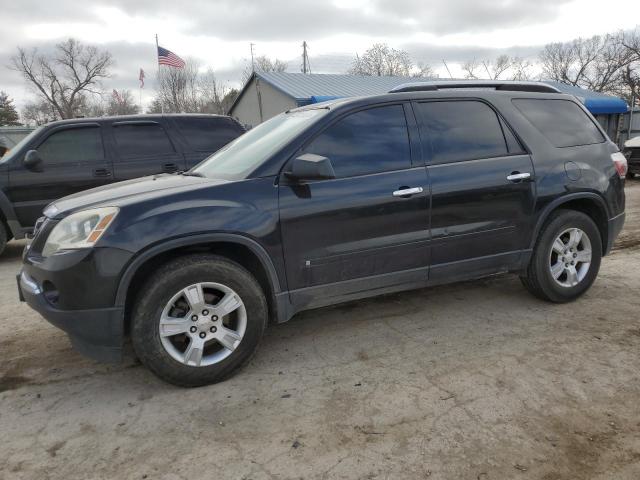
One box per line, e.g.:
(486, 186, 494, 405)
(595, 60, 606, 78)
(286, 153, 336, 181)
(23, 150, 43, 172)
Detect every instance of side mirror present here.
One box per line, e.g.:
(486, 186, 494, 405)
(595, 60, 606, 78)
(23, 150, 43, 172)
(286, 153, 336, 181)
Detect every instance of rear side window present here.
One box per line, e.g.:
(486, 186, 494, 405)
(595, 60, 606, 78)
(38, 127, 104, 163)
(302, 104, 411, 178)
(113, 123, 175, 156)
(416, 101, 510, 164)
(512, 99, 605, 147)
(176, 118, 242, 152)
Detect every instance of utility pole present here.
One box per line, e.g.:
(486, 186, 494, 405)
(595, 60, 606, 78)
(302, 41, 310, 74)
(250, 43, 256, 72)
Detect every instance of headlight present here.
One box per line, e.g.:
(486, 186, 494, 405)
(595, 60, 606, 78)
(42, 207, 119, 257)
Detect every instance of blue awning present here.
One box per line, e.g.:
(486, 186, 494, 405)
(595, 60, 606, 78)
(310, 95, 342, 104)
(544, 81, 628, 114)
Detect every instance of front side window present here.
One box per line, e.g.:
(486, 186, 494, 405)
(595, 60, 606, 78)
(37, 127, 104, 164)
(303, 104, 411, 178)
(113, 123, 175, 157)
(416, 100, 510, 164)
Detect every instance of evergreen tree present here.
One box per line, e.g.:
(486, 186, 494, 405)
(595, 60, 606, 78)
(0, 91, 21, 126)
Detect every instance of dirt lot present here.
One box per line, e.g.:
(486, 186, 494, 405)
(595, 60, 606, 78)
(1, 182, 640, 480)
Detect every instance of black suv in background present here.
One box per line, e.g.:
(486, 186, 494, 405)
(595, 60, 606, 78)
(19, 81, 626, 387)
(0, 114, 244, 254)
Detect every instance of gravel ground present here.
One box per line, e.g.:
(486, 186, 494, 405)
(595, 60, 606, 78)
(1, 181, 639, 480)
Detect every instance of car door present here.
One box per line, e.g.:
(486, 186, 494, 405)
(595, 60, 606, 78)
(110, 121, 186, 180)
(172, 117, 245, 169)
(279, 103, 430, 309)
(7, 124, 111, 227)
(413, 99, 536, 283)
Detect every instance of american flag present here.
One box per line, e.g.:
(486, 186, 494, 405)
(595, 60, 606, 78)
(157, 46, 185, 68)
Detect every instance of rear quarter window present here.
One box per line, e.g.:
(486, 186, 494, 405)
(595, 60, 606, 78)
(176, 117, 243, 152)
(512, 99, 605, 148)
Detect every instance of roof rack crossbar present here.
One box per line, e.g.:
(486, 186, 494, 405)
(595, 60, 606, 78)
(389, 81, 561, 94)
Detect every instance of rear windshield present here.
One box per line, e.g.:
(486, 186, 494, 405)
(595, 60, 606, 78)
(512, 99, 605, 148)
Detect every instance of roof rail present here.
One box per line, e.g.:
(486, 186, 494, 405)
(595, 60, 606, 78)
(389, 80, 561, 94)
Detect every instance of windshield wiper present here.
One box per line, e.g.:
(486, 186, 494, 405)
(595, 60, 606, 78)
(181, 171, 204, 177)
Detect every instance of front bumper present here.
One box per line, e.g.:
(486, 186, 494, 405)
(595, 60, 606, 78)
(605, 212, 625, 255)
(18, 270, 124, 362)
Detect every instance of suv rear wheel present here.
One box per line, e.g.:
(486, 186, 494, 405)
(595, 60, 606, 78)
(521, 210, 602, 303)
(131, 254, 268, 387)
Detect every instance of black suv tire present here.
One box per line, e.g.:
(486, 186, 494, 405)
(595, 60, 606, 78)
(131, 254, 268, 387)
(521, 210, 602, 303)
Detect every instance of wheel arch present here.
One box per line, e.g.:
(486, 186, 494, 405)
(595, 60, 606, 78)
(115, 234, 284, 334)
(530, 193, 610, 254)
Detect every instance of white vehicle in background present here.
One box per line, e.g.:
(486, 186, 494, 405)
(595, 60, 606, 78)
(623, 136, 640, 179)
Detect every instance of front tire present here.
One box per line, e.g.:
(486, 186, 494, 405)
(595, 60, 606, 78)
(131, 254, 268, 387)
(521, 210, 602, 303)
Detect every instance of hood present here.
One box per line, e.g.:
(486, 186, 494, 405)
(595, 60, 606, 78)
(46, 173, 228, 218)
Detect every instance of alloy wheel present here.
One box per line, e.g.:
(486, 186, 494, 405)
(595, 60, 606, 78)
(158, 282, 247, 367)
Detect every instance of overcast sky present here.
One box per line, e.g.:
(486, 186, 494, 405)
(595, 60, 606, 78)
(1, 0, 638, 111)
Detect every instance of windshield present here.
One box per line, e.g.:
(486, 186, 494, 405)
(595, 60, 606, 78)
(192, 109, 327, 179)
(0, 127, 42, 164)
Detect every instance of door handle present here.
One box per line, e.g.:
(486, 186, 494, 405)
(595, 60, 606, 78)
(392, 186, 423, 197)
(93, 168, 111, 177)
(506, 172, 532, 182)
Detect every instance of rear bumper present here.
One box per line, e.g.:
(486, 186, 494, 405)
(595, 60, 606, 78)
(605, 212, 625, 255)
(18, 270, 124, 362)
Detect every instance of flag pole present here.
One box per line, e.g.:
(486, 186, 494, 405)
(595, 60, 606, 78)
(156, 33, 163, 114)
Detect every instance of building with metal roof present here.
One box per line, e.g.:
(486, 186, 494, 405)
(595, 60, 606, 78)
(229, 72, 629, 140)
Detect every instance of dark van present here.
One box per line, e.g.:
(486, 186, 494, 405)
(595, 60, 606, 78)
(0, 114, 244, 253)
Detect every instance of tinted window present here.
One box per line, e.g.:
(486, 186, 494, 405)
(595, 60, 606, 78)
(113, 123, 174, 156)
(512, 99, 605, 147)
(303, 105, 410, 178)
(177, 118, 242, 152)
(417, 101, 509, 164)
(38, 127, 103, 163)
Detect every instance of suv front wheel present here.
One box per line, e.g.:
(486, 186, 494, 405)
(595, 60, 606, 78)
(131, 254, 268, 387)
(521, 210, 602, 303)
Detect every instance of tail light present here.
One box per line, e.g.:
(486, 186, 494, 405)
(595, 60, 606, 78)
(611, 152, 628, 179)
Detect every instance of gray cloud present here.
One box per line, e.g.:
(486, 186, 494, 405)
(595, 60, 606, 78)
(0, 0, 567, 110)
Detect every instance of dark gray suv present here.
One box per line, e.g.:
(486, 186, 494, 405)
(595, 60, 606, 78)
(19, 81, 626, 386)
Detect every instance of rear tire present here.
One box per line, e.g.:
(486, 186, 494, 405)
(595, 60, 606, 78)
(131, 254, 268, 387)
(521, 210, 602, 303)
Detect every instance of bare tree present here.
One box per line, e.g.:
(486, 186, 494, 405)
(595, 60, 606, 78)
(11, 38, 113, 119)
(621, 28, 640, 102)
(150, 61, 234, 114)
(22, 99, 60, 125)
(462, 55, 531, 80)
(242, 55, 287, 84)
(349, 43, 433, 77)
(106, 89, 140, 116)
(540, 34, 634, 94)
(153, 60, 201, 113)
